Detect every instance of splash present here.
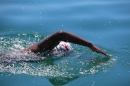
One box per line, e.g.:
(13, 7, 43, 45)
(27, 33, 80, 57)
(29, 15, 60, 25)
(0, 56, 116, 78)
(0, 33, 117, 78)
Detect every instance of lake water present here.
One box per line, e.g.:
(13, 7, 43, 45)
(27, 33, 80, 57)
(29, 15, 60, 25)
(0, 0, 130, 86)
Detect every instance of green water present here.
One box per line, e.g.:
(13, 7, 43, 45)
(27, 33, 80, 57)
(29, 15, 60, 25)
(0, 0, 130, 86)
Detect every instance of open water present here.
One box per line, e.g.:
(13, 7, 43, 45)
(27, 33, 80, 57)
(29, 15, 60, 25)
(0, 0, 130, 86)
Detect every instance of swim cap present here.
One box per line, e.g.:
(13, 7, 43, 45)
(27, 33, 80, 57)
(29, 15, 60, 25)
(51, 41, 72, 57)
(55, 41, 73, 51)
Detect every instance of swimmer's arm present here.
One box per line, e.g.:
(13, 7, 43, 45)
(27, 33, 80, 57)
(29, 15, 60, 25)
(26, 30, 110, 56)
(89, 45, 110, 56)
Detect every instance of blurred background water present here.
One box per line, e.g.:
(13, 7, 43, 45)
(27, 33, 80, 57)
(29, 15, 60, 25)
(0, 0, 130, 86)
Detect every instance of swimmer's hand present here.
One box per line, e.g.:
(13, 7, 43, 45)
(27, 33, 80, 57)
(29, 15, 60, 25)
(90, 45, 111, 57)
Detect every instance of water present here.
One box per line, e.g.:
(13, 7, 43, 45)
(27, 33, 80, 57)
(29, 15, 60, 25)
(0, 0, 130, 86)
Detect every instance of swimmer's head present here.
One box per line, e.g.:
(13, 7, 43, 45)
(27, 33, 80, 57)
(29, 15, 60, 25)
(56, 41, 73, 51)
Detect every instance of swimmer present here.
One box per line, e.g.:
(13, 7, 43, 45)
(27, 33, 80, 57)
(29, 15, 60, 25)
(19, 30, 110, 57)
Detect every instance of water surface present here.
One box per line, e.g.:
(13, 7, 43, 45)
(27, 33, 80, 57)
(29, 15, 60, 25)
(0, 0, 130, 86)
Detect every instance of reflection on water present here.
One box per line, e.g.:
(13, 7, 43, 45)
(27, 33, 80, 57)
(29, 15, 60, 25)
(0, 33, 117, 86)
(0, 55, 116, 86)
